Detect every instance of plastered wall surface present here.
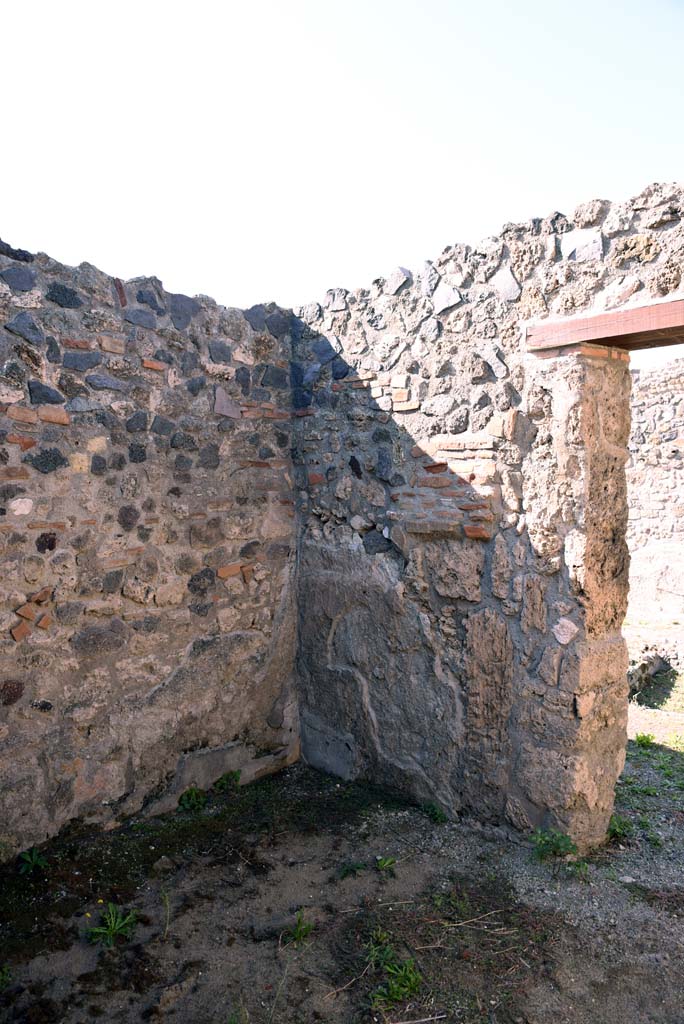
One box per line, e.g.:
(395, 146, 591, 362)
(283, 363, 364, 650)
(2, 182, 683, 856)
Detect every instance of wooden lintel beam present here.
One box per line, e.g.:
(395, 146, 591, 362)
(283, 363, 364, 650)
(526, 298, 684, 352)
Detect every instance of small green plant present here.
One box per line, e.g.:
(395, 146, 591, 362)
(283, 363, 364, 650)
(531, 827, 578, 862)
(178, 786, 207, 811)
(86, 902, 137, 947)
(432, 889, 471, 916)
(566, 859, 590, 882)
(338, 860, 366, 879)
(635, 733, 656, 749)
(284, 910, 313, 946)
(638, 815, 663, 847)
(607, 814, 633, 842)
(214, 770, 241, 793)
(365, 927, 397, 970)
(371, 959, 422, 1009)
(0, 963, 11, 993)
(375, 855, 397, 875)
(364, 926, 423, 1009)
(18, 847, 48, 875)
(423, 802, 447, 824)
(654, 755, 675, 778)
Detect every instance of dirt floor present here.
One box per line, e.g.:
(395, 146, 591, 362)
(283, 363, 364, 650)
(2, 675, 684, 1024)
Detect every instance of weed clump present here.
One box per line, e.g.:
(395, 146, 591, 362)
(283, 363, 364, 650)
(423, 802, 447, 823)
(531, 828, 578, 863)
(213, 770, 241, 793)
(86, 903, 137, 947)
(375, 855, 397, 876)
(178, 786, 207, 812)
(608, 814, 634, 842)
(284, 910, 314, 946)
(365, 927, 422, 1009)
(18, 848, 47, 876)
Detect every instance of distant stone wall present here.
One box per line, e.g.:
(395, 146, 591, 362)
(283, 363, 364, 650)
(625, 358, 684, 642)
(0, 251, 299, 856)
(627, 359, 684, 549)
(3, 181, 684, 856)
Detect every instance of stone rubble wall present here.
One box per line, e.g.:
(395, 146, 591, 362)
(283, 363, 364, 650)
(292, 182, 684, 847)
(0, 251, 299, 856)
(627, 359, 684, 549)
(624, 357, 684, 652)
(2, 181, 684, 855)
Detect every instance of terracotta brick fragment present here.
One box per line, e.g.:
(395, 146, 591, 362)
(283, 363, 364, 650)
(27, 521, 67, 530)
(142, 358, 167, 372)
(30, 586, 53, 604)
(99, 336, 126, 354)
(418, 476, 452, 488)
(7, 434, 37, 451)
(11, 620, 32, 642)
(0, 467, 29, 480)
(36, 614, 53, 630)
(392, 388, 409, 402)
(308, 472, 325, 486)
(424, 462, 448, 474)
(7, 406, 38, 424)
(241, 565, 254, 583)
(217, 563, 243, 579)
(15, 604, 38, 621)
(38, 406, 70, 425)
(63, 338, 92, 350)
(463, 524, 492, 540)
(394, 400, 421, 412)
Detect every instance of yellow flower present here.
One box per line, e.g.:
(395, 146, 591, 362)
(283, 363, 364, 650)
(97, 899, 104, 904)
(85, 912, 91, 918)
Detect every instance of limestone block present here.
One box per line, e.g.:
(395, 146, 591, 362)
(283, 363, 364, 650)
(490, 265, 521, 301)
(560, 229, 603, 262)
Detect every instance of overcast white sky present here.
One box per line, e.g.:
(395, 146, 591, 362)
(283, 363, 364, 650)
(3, 0, 684, 368)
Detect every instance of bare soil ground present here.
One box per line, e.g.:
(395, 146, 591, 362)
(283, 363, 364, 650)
(2, 717, 684, 1024)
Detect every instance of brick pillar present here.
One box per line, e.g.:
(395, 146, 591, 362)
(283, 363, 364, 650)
(516, 344, 631, 849)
